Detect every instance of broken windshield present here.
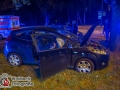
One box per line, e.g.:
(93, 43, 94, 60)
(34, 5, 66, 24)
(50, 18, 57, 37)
(57, 29, 81, 41)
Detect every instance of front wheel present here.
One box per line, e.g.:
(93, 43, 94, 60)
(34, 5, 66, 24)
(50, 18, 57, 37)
(75, 58, 94, 73)
(7, 53, 23, 66)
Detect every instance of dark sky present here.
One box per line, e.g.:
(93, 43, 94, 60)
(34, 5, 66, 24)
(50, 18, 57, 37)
(0, 0, 109, 25)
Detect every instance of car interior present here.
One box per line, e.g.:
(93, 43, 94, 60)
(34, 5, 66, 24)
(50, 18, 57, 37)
(36, 35, 66, 51)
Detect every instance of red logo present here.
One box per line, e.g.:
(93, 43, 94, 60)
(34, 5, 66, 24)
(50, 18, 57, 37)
(3, 78, 10, 86)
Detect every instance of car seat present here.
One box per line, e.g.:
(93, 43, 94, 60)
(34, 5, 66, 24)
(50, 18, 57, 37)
(56, 37, 65, 48)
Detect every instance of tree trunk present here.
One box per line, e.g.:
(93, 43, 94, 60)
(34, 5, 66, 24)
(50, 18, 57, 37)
(73, 11, 78, 34)
(44, 10, 49, 26)
(45, 15, 49, 26)
(67, 10, 71, 23)
(84, 9, 86, 24)
(109, 0, 120, 52)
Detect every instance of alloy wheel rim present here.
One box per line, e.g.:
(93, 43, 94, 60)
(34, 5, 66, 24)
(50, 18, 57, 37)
(77, 61, 91, 73)
(9, 54, 20, 66)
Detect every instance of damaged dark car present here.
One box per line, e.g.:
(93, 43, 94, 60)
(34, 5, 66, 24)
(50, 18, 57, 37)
(4, 21, 110, 79)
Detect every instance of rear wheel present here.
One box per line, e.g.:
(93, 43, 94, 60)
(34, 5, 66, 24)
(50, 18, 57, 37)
(75, 58, 94, 73)
(7, 53, 23, 66)
(0, 34, 3, 40)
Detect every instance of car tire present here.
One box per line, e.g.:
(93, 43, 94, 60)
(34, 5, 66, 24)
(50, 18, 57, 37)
(75, 58, 94, 73)
(0, 34, 3, 40)
(7, 53, 23, 66)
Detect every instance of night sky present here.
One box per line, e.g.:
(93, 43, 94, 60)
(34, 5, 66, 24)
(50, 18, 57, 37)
(0, 0, 109, 26)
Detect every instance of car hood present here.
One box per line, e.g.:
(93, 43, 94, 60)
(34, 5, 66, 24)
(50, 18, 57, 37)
(80, 20, 102, 46)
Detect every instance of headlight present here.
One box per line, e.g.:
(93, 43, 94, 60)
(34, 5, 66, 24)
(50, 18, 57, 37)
(86, 40, 108, 55)
(87, 46, 107, 55)
(93, 49, 106, 55)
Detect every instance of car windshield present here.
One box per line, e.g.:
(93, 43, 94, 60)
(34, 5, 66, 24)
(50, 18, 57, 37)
(57, 29, 81, 41)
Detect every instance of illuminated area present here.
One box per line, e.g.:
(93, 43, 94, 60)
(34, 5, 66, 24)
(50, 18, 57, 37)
(87, 41, 107, 55)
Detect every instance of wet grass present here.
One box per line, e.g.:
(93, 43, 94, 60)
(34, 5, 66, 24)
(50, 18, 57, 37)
(0, 51, 120, 90)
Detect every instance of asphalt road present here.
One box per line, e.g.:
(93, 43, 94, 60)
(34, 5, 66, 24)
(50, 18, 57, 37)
(78, 25, 105, 41)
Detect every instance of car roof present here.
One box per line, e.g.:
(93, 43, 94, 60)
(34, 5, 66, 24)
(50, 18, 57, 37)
(11, 26, 59, 34)
(10, 26, 80, 45)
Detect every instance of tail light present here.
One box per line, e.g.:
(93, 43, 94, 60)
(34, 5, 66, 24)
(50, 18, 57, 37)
(6, 35, 12, 41)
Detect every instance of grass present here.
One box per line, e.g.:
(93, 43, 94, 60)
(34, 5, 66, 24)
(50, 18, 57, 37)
(0, 51, 120, 90)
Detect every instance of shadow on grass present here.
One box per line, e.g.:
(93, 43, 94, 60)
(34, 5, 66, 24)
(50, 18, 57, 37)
(31, 66, 41, 79)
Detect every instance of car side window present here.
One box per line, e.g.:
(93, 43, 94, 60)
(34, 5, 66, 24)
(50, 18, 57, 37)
(34, 30, 54, 35)
(36, 35, 66, 51)
(67, 40, 75, 48)
(15, 30, 32, 41)
(34, 31, 46, 34)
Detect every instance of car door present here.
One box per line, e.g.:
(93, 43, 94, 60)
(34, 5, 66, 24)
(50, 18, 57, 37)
(31, 33, 71, 80)
(14, 30, 37, 64)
